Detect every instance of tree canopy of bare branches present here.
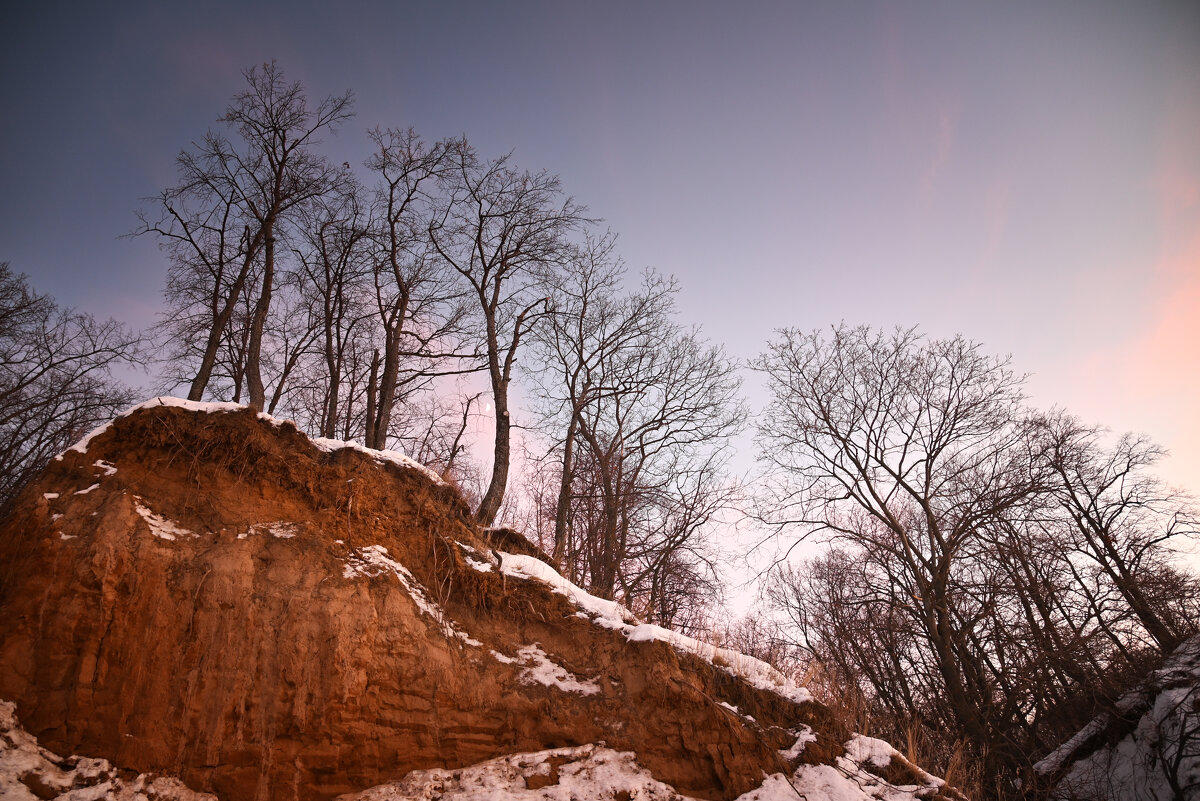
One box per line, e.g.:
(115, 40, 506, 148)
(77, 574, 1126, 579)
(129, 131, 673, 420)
(0, 265, 141, 511)
(755, 324, 1199, 796)
(525, 238, 745, 627)
(428, 148, 591, 525)
(138, 61, 353, 409)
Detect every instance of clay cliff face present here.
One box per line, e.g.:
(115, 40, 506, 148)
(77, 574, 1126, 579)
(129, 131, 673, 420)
(0, 400, 952, 801)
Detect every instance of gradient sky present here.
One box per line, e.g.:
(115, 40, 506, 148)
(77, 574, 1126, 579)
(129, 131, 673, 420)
(3, 1, 1199, 504)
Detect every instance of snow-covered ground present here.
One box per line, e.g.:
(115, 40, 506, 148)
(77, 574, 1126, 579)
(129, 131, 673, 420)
(1035, 634, 1200, 800)
(336, 735, 948, 801)
(0, 701, 214, 801)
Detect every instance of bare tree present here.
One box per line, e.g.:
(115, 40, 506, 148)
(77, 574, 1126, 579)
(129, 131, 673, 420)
(530, 233, 658, 563)
(755, 325, 1038, 778)
(274, 179, 371, 432)
(428, 146, 589, 525)
(1033, 411, 1199, 651)
(0, 265, 141, 510)
(363, 128, 472, 449)
(755, 324, 1200, 796)
(140, 62, 352, 408)
(529, 247, 744, 612)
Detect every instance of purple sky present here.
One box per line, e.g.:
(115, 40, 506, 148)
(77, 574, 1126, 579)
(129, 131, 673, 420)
(3, 1, 1199, 499)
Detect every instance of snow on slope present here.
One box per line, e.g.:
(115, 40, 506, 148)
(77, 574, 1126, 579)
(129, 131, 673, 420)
(1035, 634, 1200, 800)
(337, 736, 948, 801)
(0, 701, 214, 800)
(486, 550, 814, 706)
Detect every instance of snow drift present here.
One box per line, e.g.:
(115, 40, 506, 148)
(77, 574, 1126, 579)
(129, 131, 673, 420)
(1034, 634, 1200, 800)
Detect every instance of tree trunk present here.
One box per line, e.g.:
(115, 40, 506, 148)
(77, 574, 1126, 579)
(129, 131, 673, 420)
(475, 381, 510, 527)
(552, 410, 580, 565)
(245, 226, 276, 411)
(364, 349, 380, 447)
(187, 245, 259, 401)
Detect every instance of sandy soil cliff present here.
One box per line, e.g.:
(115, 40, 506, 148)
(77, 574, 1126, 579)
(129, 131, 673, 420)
(0, 400, 955, 801)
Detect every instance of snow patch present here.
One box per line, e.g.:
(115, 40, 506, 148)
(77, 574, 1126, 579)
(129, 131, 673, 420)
(241, 521, 302, 539)
(1036, 634, 1200, 800)
(459, 541, 496, 572)
(311, 437, 445, 485)
(61, 397, 250, 457)
(74, 483, 100, 495)
(43, 492, 59, 500)
(134, 500, 197, 541)
(844, 735, 898, 769)
(340, 743, 688, 801)
(339, 739, 945, 801)
(94, 459, 118, 476)
(497, 553, 637, 626)
(492, 644, 601, 695)
(0, 699, 215, 800)
(344, 545, 480, 646)
(779, 726, 817, 761)
(496, 552, 813, 706)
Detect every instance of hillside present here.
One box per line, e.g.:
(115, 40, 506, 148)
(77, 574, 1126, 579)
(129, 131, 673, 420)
(0, 398, 959, 801)
(1033, 634, 1200, 800)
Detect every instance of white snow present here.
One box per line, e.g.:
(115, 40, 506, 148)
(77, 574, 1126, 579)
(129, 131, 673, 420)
(338, 744, 691, 800)
(42, 492, 59, 500)
(787, 762, 919, 801)
(343, 545, 481, 647)
(61, 397, 248, 457)
(1036, 634, 1200, 800)
(844, 735, 899, 769)
(337, 736, 946, 801)
(311, 437, 445, 485)
(74, 483, 100, 495)
(0, 700, 215, 800)
(134, 500, 197, 541)
(94, 459, 118, 476)
(495, 552, 637, 626)
(495, 552, 813, 706)
(498, 644, 601, 696)
(58, 533, 76, 541)
(779, 725, 817, 761)
(459, 541, 496, 572)
(249, 521, 302, 538)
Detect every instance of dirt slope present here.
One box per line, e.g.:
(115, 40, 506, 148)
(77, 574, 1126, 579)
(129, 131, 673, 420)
(0, 399, 953, 801)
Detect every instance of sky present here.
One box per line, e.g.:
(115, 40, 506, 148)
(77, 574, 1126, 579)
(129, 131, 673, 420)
(2, 1, 1199, 510)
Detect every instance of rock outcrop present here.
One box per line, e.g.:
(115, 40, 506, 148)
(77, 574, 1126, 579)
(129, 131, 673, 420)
(0, 399, 956, 801)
